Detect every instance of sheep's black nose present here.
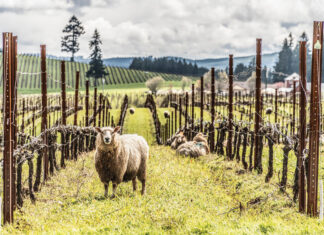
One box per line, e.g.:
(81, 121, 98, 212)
(105, 137, 110, 142)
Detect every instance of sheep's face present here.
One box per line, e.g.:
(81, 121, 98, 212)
(171, 131, 186, 149)
(102, 130, 113, 144)
(96, 126, 121, 145)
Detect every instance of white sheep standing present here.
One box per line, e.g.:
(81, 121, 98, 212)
(95, 126, 149, 198)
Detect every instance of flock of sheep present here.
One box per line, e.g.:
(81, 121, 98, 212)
(93, 109, 209, 198)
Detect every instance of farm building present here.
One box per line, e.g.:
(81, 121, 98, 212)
(284, 73, 300, 88)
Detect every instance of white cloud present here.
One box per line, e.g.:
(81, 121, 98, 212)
(0, 0, 321, 59)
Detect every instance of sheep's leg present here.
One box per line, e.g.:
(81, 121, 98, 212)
(111, 183, 118, 199)
(132, 178, 137, 192)
(141, 180, 146, 195)
(104, 182, 109, 198)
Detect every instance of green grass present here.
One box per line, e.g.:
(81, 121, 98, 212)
(4, 145, 324, 234)
(3, 106, 324, 234)
(123, 108, 156, 145)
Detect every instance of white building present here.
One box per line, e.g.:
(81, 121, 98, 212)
(284, 73, 299, 88)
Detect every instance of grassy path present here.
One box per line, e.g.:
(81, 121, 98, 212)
(123, 108, 156, 145)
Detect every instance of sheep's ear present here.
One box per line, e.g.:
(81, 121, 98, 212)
(179, 131, 184, 136)
(113, 126, 121, 133)
(95, 127, 102, 133)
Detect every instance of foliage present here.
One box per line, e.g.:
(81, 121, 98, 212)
(61, 15, 85, 62)
(145, 76, 165, 94)
(273, 38, 293, 82)
(273, 32, 314, 82)
(86, 29, 108, 87)
(129, 56, 208, 76)
(234, 63, 250, 81)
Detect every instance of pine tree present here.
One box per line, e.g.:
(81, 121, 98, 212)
(273, 36, 293, 82)
(86, 29, 108, 87)
(61, 15, 85, 62)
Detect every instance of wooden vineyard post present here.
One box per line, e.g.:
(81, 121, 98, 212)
(275, 89, 278, 123)
(308, 21, 323, 217)
(98, 93, 102, 127)
(21, 99, 25, 132)
(191, 83, 195, 139)
(185, 92, 189, 136)
(171, 111, 174, 135)
(93, 87, 97, 127)
(299, 40, 307, 213)
(175, 100, 177, 132)
(179, 97, 182, 128)
(2, 32, 17, 224)
(85, 80, 89, 150)
(74, 71, 80, 126)
(12, 35, 18, 212)
(105, 98, 109, 126)
(41, 45, 48, 181)
(60, 61, 67, 168)
(254, 39, 262, 173)
(168, 114, 171, 138)
(102, 99, 106, 127)
(210, 68, 215, 152)
(226, 55, 234, 160)
(200, 76, 204, 132)
(292, 81, 296, 135)
(32, 107, 35, 136)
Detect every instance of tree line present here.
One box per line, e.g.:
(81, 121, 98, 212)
(129, 57, 208, 77)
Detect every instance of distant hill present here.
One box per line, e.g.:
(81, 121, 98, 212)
(192, 53, 278, 70)
(101, 53, 279, 70)
(103, 57, 135, 68)
(43, 53, 279, 71)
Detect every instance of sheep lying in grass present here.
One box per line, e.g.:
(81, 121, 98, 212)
(176, 133, 209, 158)
(95, 126, 149, 198)
(170, 131, 187, 149)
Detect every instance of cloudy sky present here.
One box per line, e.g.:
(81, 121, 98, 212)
(0, 0, 323, 59)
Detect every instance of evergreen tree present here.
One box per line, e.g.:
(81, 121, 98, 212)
(61, 15, 85, 62)
(288, 32, 294, 47)
(193, 63, 199, 76)
(273, 36, 293, 82)
(86, 29, 108, 87)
